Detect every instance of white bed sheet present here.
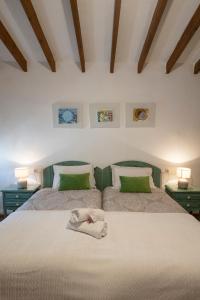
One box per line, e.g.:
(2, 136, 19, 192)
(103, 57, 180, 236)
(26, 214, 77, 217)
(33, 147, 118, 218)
(0, 211, 200, 300)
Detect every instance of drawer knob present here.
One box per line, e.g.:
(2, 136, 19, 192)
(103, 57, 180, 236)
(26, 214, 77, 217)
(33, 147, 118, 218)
(187, 196, 191, 200)
(186, 203, 190, 207)
(15, 195, 19, 198)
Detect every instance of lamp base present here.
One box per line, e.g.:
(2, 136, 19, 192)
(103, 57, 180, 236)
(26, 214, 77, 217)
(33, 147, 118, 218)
(17, 180, 27, 189)
(178, 180, 188, 190)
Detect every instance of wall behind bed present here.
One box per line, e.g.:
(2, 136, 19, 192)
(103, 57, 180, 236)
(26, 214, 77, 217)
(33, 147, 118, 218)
(0, 61, 200, 211)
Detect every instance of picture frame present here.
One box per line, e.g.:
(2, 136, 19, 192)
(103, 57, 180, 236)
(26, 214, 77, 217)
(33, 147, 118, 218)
(126, 103, 156, 128)
(89, 103, 120, 128)
(52, 103, 83, 128)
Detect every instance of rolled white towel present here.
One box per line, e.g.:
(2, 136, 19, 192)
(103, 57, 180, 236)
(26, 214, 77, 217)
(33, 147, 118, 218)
(68, 220, 107, 239)
(70, 208, 104, 224)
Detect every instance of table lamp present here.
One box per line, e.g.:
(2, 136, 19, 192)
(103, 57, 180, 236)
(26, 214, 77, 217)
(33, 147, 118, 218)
(15, 167, 29, 189)
(177, 167, 191, 189)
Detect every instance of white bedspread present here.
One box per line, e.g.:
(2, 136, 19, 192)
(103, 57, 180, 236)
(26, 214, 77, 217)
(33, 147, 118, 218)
(0, 211, 200, 300)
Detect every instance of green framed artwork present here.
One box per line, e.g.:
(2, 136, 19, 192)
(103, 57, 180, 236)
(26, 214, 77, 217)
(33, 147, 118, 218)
(97, 110, 113, 122)
(89, 103, 120, 128)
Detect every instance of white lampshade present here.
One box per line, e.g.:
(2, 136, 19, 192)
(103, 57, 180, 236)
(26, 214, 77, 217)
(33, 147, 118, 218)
(15, 167, 29, 179)
(176, 167, 191, 179)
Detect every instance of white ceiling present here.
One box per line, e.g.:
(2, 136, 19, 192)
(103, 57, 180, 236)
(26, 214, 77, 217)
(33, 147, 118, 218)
(0, 0, 200, 67)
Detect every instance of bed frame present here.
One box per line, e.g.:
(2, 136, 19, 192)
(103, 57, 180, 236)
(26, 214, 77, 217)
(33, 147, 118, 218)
(43, 160, 161, 191)
(102, 161, 161, 190)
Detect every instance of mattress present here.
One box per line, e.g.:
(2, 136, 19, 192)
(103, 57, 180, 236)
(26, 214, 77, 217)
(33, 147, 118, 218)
(17, 188, 102, 210)
(103, 187, 186, 213)
(0, 210, 200, 300)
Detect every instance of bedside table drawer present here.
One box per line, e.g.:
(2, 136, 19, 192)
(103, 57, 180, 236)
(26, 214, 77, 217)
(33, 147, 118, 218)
(179, 200, 200, 210)
(4, 192, 32, 200)
(173, 193, 200, 202)
(5, 199, 26, 206)
(6, 204, 24, 210)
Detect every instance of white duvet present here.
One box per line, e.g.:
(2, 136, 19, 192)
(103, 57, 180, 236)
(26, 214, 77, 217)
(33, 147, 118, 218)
(0, 211, 200, 300)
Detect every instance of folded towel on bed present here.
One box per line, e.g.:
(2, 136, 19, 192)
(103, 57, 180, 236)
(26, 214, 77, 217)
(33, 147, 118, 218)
(70, 208, 104, 224)
(67, 220, 107, 239)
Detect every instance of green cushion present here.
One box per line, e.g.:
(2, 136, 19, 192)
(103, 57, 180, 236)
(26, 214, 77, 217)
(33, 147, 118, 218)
(120, 176, 151, 193)
(59, 173, 90, 191)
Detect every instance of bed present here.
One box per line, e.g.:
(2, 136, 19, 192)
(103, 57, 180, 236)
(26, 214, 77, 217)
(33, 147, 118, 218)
(102, 161, 186, 213)
(18, 161, 102, 211)
(0, 161, 200, 300)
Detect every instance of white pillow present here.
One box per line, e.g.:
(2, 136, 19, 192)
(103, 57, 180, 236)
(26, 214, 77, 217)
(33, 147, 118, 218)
(52, 164, 95, 189)
(111, 165, 156, 189)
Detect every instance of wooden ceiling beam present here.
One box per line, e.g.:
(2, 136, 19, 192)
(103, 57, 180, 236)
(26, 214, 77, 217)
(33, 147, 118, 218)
(194, 58, 200, 74)
(70, 0, 85, 72)
(20, 0, 56, 72)
(166, 4, 200, 74)
(110, 0, 121, 73)
(0, 20, 27, 71)
(138, 0, 168, 73)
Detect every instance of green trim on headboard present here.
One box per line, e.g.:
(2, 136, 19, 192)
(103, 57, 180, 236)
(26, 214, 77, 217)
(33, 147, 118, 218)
(94, 167, 103, 191)
(102, 161, 161, 190)
(43, 161, 103, 191)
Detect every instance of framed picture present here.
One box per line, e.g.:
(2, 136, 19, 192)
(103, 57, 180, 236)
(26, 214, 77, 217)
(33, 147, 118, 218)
(52, 103, 83, 128)
(126, 103, 156, 127)
(89, 103, 120, 128)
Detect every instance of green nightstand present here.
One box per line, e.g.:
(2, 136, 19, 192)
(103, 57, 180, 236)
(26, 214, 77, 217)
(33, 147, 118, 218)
(1, 185, 40, 217)
(165, 185, 200, 215)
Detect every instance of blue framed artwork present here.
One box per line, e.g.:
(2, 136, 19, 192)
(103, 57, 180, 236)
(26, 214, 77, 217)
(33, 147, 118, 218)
(53, 103, 83, 128)
(58, 108, 78, 124)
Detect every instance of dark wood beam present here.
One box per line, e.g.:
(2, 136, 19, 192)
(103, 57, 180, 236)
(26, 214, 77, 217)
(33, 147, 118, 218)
(138, 0, 168, 73)
(166, 4, 200, 74)
(20, 0, 56, 72)
(194, 58, 200, 74)
(70, 0, 85, 72)
(0, 20, 27, 71)
(110, 0, 121, 73)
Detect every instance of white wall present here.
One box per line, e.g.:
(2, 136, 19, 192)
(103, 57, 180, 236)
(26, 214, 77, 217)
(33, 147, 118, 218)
(0, 60, 200, 211)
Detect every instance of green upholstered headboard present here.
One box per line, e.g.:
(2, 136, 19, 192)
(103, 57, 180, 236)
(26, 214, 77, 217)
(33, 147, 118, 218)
(43, 160, 161, 191)
(102, 161, 161, 190)
(43, 161, 102, 191)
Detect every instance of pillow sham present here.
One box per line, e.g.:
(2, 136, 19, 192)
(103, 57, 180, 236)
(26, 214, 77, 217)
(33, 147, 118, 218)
(59, 173, 90, 191)
(53, 164, 95, 189)
(120, 176, 151, 193)
(111, 165, 156, 189)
